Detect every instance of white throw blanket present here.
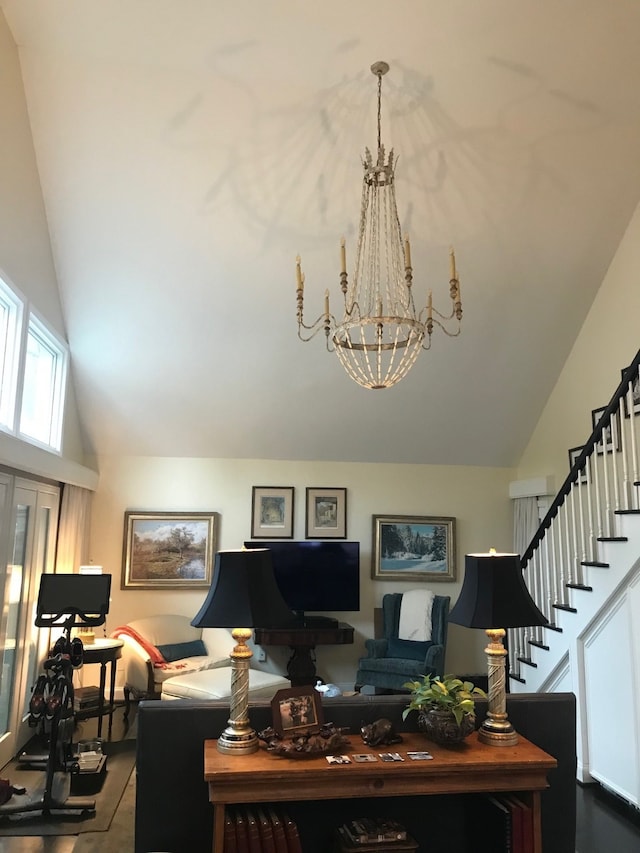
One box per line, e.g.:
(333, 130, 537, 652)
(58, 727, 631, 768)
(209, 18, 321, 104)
(398, 589, 434, 642)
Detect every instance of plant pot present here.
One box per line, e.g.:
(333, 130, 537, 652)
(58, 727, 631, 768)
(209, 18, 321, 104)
(418, 708, 475, 746)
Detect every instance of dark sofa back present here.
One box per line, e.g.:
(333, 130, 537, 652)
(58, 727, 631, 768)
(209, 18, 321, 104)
(135, 692, 576, 853)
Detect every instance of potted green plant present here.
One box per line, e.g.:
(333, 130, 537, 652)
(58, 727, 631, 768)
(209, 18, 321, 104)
(402, 673, 487, 745)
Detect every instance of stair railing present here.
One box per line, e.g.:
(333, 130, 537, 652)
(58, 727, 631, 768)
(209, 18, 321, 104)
(509, 348, 640, 679)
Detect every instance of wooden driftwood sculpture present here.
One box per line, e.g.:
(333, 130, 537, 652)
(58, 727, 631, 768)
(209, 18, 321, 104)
(257, 722, 351, 758)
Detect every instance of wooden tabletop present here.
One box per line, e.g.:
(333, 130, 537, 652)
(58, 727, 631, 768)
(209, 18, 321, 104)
(204, 731, 557, 805)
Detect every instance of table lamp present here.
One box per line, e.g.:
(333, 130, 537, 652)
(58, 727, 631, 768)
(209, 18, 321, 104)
(448, 550, 548, 746)
(191, 548, 294, 755)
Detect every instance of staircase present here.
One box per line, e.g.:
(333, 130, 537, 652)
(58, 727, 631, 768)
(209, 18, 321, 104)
(508, 350, 640, 802)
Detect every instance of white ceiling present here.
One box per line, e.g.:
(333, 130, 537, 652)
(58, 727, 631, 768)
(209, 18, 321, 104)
(4, 0, 640, 466)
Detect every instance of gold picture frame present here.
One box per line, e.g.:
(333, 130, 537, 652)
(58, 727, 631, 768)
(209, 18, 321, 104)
(121, 511, 217, 590)
(372, 514, 456, 581)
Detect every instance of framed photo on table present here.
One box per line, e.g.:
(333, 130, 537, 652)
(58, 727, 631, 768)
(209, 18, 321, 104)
(121, 511, 217, 589)
(271, 686, 323, 736)
(305, 487, 347, 539)
(372, 515, 456, 581)
(251, 486, 294, 539)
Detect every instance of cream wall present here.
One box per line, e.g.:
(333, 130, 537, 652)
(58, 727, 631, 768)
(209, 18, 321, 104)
(0, 9, 90, 477)
(518, 200, 640, 486)
(89, 455, 515, 686)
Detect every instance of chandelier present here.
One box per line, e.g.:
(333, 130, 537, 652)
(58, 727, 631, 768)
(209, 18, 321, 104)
(295, 61, 463, 390)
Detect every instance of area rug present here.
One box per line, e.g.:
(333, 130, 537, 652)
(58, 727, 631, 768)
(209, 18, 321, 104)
(0, 739, 136, 837)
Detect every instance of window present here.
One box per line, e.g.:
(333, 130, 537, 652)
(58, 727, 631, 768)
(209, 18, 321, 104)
(19, 312, 68, 451)
(0, 277, 23, 431)
(0, 273, 68, 453)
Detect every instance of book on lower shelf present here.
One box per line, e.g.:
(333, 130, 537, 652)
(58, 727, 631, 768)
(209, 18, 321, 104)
(73, 686, 102, 711)
(342, 818, 408, 845)
(483, 795, 512, 852)
(227, 807, 301, 853)
(334, 826, 418, 853)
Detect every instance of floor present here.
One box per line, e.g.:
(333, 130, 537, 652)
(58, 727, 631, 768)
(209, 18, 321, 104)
(576, 780, 640, 852)
(0, 704, 135, 853)
(2, 705, 640, 852)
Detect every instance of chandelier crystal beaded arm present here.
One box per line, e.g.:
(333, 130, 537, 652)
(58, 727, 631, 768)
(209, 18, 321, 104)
(295, 61, 463, 390)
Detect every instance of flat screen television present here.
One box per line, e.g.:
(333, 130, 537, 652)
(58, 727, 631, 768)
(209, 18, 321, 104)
(244, 540, 360, 625)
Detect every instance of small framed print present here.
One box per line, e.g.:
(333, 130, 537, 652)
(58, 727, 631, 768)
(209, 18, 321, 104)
(591, 407, 621, 454)
(305, 487, 347, 539)
(251, 486, 294, 539)
(271, 686, 323, 737)
(568, 446, 588, 485)
(621, 366, 640, 418)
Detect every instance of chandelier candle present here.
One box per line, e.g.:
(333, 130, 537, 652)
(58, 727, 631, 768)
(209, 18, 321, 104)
(295, 61, 463, 390)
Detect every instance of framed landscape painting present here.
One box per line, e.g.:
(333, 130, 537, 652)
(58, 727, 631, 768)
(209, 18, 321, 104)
(372, 515, 456, 581)
(121, 511, 217, 589)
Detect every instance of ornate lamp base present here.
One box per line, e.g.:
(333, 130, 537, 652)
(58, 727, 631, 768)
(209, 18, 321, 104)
(478, 717, 518, 747)
(217, 628, 259, 755)
(217, 725, 259, 755)
(480, 627, 519, 747)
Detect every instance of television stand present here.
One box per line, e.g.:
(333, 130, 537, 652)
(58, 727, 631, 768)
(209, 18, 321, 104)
(296, 614, 339, 628)
(254, 622, 354, 685)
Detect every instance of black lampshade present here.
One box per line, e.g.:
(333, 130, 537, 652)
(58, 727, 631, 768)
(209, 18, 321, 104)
(448, 552, 548, 629)
(191, 548, 295, 629)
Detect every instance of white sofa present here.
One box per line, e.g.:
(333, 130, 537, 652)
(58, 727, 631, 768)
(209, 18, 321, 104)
(112, 614, 289, 714)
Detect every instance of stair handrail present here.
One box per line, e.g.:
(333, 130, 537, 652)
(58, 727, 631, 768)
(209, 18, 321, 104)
(521, 347, 640, 567)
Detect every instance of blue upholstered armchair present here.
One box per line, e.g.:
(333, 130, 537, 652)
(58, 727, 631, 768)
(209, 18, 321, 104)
(354, 592, 450, 692)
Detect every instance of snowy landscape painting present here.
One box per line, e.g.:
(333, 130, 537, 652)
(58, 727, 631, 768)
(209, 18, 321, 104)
(372, 515, 456, 581)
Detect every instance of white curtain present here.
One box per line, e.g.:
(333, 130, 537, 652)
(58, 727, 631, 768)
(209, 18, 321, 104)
(513, 496, 539, 559)
(55, 484, 93, 573)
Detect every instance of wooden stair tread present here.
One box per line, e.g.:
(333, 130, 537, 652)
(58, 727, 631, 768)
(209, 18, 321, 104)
(529, 639, 550, 651)
(581, 560, 609, 567)
(553, 603, 577, 613)
(596, 536, 628, 542)
(566, 582, 593, 591)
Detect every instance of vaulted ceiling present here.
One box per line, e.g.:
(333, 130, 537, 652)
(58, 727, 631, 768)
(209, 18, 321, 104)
(4, 0, 640, 466)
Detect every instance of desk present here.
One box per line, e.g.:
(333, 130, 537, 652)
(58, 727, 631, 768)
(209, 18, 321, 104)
(254, 622, 354, 685)
(205, 731, 556, 853)
(79, 638, 123, 738)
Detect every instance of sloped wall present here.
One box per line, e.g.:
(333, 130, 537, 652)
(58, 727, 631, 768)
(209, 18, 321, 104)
(0, 9, 90, 477)
(518, 200, 640, 486)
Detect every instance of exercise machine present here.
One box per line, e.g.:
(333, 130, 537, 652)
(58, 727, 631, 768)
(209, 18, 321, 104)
(0, 572, 111, 817)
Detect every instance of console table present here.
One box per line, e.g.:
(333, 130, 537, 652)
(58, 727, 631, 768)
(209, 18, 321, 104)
(254, 621, 354, 685)
(204, 731, 556, 853)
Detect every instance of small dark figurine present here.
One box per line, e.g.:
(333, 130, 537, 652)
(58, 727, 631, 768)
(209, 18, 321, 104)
(360, 718, 403, 746)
